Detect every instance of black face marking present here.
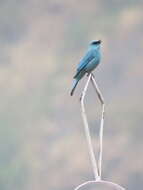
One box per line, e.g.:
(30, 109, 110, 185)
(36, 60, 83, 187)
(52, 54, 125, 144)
(91, 40, 101, 45)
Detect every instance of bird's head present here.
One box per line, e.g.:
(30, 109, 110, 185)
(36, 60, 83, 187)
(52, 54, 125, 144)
(89, 40, 101, 50)
(90, 40, 101, 46)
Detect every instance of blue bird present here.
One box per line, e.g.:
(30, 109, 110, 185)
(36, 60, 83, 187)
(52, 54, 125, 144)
(70, 40, 101, 96)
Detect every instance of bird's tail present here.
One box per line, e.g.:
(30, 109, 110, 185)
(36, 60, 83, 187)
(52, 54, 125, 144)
(70, 79, 79, 96)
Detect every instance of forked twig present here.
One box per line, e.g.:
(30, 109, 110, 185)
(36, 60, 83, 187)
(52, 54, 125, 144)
(75, 73, 126, 190)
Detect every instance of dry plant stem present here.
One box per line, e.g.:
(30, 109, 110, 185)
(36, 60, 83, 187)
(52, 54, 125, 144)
(75, 73, 126, 190)
(91, 73, 105, 178)
(80, 73, 99, 180)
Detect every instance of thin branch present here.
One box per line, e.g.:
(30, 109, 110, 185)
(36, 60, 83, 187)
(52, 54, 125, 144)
(91, 73, 105, 178)
(91, 74, 105, 104)
(80, 74, 99, 180)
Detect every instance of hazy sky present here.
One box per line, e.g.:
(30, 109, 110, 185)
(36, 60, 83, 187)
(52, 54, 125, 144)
(0, 1, 143, 190)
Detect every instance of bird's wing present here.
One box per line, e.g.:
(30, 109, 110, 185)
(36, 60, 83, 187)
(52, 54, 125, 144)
(74, 50, 94, 78)
(77, 50, 94, 71)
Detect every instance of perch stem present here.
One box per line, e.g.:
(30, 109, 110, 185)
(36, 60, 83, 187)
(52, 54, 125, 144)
(91, 73, 105, 178)
(80, 74, 99, 180)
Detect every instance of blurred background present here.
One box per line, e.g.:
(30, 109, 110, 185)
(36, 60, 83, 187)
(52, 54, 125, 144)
(0, 0, 143, 189)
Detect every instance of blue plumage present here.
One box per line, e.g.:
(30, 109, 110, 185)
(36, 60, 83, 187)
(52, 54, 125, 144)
(70, 40, 101, 96)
